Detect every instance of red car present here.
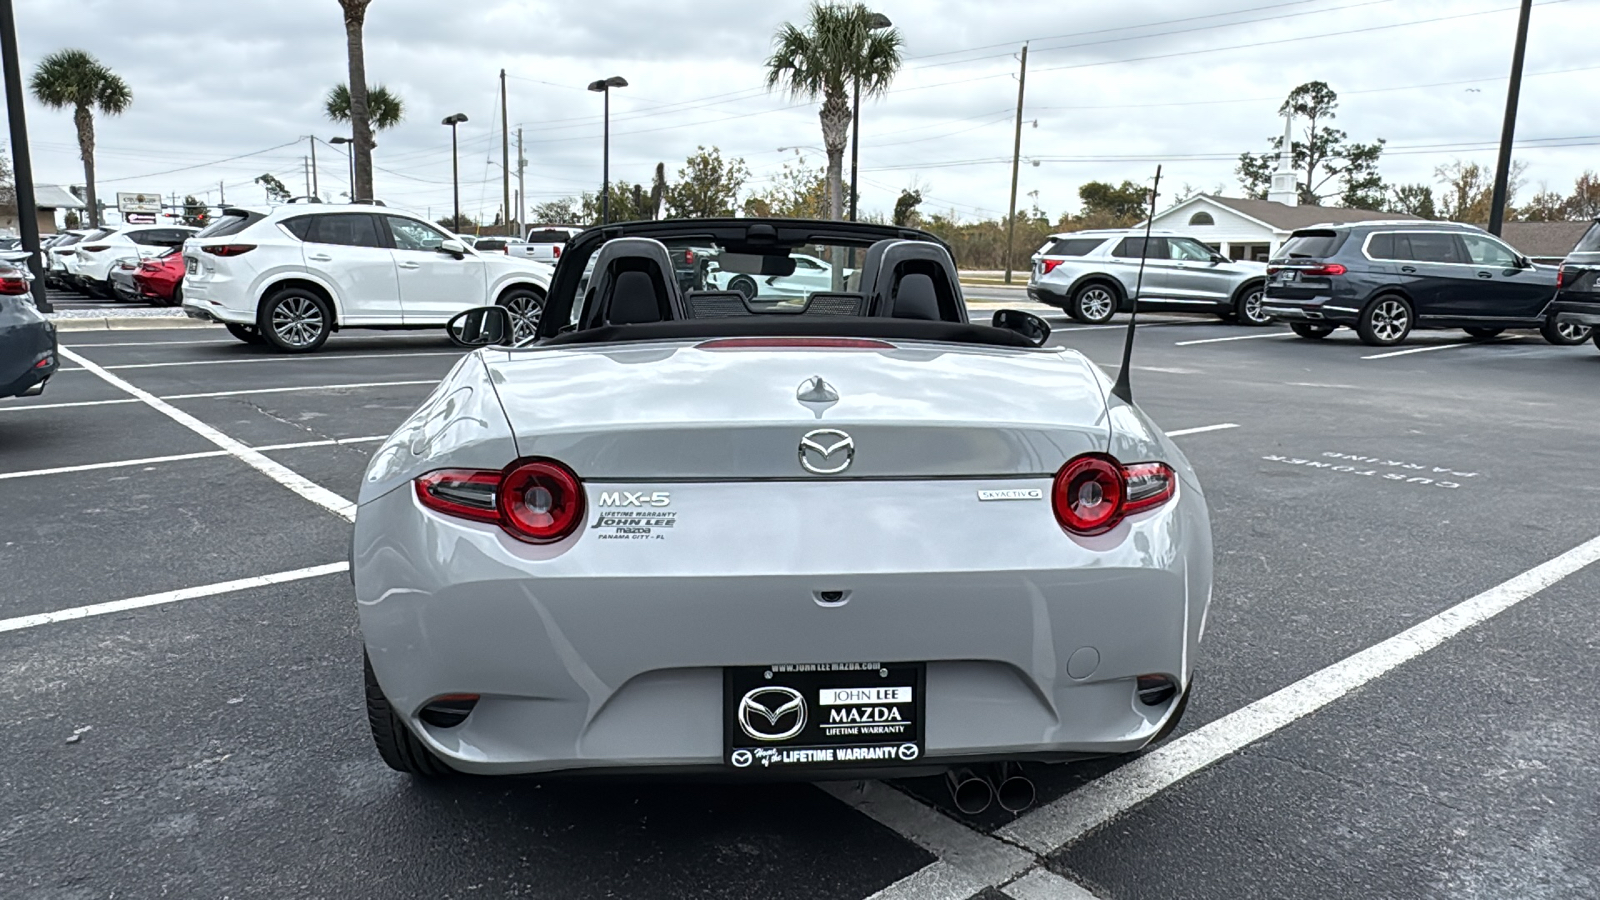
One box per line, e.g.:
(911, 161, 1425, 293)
(132, 249, 185, 306)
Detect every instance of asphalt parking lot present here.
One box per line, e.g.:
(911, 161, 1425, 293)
(3, 299, 1599, 899)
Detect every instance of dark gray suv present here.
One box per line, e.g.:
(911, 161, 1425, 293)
(1261, 221, 1580, 347)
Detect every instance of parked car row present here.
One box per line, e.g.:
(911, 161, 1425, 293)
(42, 224, 196, 299)
(1029, 219, 1597, 350)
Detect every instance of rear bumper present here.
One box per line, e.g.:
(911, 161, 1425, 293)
(354, 478, 1212, 776)
(1026, 282, 1067, 307)
(1262, 300, 1353, 324)
(1549, 298, 1600, 327)
(0, 324, 57, 399)
(181, 298, 253, 325)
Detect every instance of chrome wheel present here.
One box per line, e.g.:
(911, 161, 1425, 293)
(1370, 299, 1408, 343)
(1239, 288, 1269, 325)
(270, 296, 325, 348)
(1558, 321, 1592, 342)
(500, 292, 543, 342)
(1076, 286, 1115, 323)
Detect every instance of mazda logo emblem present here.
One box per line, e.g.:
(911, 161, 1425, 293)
(799, 429, 854, 475)
(737, 686, 806, 741)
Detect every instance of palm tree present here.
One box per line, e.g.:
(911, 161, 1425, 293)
(337, 0, 376, 202)
(324, 83, 405, 133)
(29, 49, 132, 227)
(765, 2, 901, 222)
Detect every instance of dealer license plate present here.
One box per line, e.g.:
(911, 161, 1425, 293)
(724, 662, 925, 770)
(185, 256, 198, 275)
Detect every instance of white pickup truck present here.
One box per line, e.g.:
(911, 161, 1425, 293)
(523, 226, 583, 264)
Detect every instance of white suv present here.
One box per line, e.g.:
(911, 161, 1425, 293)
(182, 205, 552, 352)
(65, 225, 197, 298)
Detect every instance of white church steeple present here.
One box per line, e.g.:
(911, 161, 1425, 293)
(1267, 113, 1300, 206)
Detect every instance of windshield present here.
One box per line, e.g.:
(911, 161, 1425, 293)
(564, 235, 878, 332)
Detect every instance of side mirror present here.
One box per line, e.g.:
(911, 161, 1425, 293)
(992, 309, 1051, 347)
(1210, 253, 1228, 264)
(1518, 255, 1532, 268)
(439, 238, 467, 257)
(447, 306, 514, 347)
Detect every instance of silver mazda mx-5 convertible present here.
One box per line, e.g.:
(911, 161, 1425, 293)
(353, 218, 1212, 807)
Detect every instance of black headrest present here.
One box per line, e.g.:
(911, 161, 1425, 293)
(864, 240, 966, 323)
(890, 274, 940, 320)
(584, 237, 684, 328)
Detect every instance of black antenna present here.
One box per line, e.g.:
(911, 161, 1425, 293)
(1111, 164, 1162, 404)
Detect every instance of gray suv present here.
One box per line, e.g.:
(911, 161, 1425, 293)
(1027, 229, 1269, 324)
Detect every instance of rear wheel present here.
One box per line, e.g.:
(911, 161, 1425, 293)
(1541, 317, 1592, 346)
(1290, 322, 1336, 339)
(257, 288, 332, 353)
(1070, 283, 1118, 324)
(496, 288, 544, 343)
(1233, 283, 1270, 326)
(164, 283, 183, 309)
(1356, 295, 1412, 347)
(728, 275, 758, 300)
(364, 653, 453, 778)
(1463, 327, 1504, 339)
(225, 323, 265, 345)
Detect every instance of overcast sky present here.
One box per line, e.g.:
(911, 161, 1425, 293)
(10, 0, 1600, 224)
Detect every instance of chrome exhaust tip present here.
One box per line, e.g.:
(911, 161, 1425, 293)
(993, 762, 1036, 813)
(946, 767, 994, 815)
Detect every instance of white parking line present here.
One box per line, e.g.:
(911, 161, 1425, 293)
(1165, 423, 1239, 437)
(1173, 331, 1295, 346)
(54, 350, 460, 372)
(60, 338, 235, 348)
(0, 435, 385, 481)
(992, 529, 1600, 857)
(57, 347, 358, 521)
(1003, 868, 1102, 900)
(0, 380, 438, 412)
(0, 562, 349, 634)
(1361, 337, 1518, 360)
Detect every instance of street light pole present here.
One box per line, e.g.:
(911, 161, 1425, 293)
(441, 113, 469, 230)
(307, 135, 319, 200)
(0, 0, 48, 311)
(849, 12, 892, 224)
(1488, 0, 1533, 237)
(587, 76, 628, 225)
(330, 137, 356, 197)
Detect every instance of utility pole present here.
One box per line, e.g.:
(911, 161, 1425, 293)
(308, 136, 319, 200)
(500, 69, 511, 237)
(1, 0, 48, 310)
(1488, 0, 1532, 236)
(303, 156, 311, 198)
(516, 127, 526, 239)
(1003, 43, 1029, 285)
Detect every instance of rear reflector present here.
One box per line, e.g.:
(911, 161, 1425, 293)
(201, 244, 256, 257)
(696, 337, 897, 350)
(419, 693, 479, 728)
(1136, 674, 1177, 706)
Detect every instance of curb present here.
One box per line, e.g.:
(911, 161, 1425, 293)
(51, 316, 218, 332)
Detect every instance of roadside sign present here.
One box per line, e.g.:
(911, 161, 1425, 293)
(117, 192, 162, 214)
(124, 213, 157, 225)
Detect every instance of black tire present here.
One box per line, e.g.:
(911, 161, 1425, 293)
(1356, 294, 1412, 347)
(1070, 282, 1118, 324)
(364, 653, 453, 778)
(1233, 282, 1270, 326)
(1541, 316, 1592, 346)
(1290, 322, 1336, 339)
(496, 287, 544, 343)
(164, 283, 183, 309)
(1463, 327, 1504, 339)
(1148, 679, 1194, 747)
(728, 274, 758, 300)
(225, 323, 265, 345)
(256, 287, 332, 353)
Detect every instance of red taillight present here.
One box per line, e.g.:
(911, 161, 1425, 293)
(552, 245, 562, 259)
(80, 244, 109, 253)
(696, 337, 897, 350)
(1301, 263, 1346, 277)
(415, 459, 586, 544)
(1051, 454, 1176, 536)
(0, 275, 29, 295)
(1557, 265, 1567, 288)
(498, 460, 585, 543)
(1040, 259, 1064, 275)
(201, 244, 256, 257)
(685, 249, 696, 265)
